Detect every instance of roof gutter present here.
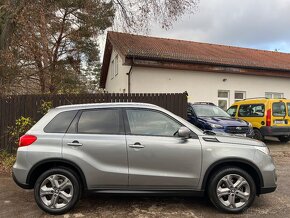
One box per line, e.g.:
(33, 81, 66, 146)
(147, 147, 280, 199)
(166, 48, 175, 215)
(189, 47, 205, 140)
(126, 54, 290, 73)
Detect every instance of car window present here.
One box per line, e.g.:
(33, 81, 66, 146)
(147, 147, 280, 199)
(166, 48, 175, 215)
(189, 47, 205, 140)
(187, 106, 195, 117)
(238, 104, 265, 117)
(288, 103, 290, 116)
(126, 109, 182, 137)
(78, 109, 121, 134)
(44, 110, 78, 133)
(272, 102, 286, 117)
(227, 106, 237, 117)
(193, 105, 230, 117)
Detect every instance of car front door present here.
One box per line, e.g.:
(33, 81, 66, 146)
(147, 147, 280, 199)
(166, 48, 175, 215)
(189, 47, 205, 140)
(62, 108, 128, 189)
(124, 108, 202, 189)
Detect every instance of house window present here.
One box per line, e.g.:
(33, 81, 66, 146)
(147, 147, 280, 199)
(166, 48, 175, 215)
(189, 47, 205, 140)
(218, 90, 229, 111)
(110, 59, 115, 79)
(265, 92, 284, 99)
(110, 55, 119, 79)
(235, 91, 246, 102)
(114, 55, 118, 76)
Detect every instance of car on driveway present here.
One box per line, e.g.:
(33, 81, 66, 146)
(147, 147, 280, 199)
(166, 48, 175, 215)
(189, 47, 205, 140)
(187, 102, 254, 137)
(227, 98, 290, 142)
(13, 103, 276, 214)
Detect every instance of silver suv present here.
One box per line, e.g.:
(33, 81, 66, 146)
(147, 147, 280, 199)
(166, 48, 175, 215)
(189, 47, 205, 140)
(13, 103, 277, 214)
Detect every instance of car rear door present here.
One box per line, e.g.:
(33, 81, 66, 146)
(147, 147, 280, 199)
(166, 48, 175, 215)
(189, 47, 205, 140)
(271, 101, 289, 127)
(124, 108, 202, 189)
(62, 108, 128, 189)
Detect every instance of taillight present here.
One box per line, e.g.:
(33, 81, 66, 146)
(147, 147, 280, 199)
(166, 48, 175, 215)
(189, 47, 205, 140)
(19, 135, 37, 147)
(266, 109, 271, 126)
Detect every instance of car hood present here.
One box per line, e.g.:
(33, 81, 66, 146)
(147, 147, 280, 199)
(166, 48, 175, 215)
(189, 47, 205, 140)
(206, 132, 264, 146)
(198, 116, 248, 126)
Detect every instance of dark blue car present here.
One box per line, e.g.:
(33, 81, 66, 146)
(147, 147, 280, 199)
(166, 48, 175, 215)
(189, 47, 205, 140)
(187, 102, 254, 137)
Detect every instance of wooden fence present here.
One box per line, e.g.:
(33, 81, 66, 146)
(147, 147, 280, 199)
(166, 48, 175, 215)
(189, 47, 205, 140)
(0, 93, 187, 151)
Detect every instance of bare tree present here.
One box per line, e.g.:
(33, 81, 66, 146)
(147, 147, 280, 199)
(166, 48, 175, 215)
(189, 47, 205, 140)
(0, 0, 199, 96)
(0, 0, 114, 95)
(113, 0, 199, 32)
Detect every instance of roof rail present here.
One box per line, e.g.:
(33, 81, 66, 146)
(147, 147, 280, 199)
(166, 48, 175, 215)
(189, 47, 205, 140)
(242, 97, 268, 100)
(193, 102, 216, 106)
(243, 97, 286, 100)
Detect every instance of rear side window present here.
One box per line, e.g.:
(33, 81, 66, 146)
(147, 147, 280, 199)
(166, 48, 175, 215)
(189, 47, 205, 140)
(288, 103, 290, 116)
(227, 106, 237, 117)
(44, 111, 78, 133)
(272, 102, 286, 117)
(77, 109, 121, 134)
(238, 104, 265, 117)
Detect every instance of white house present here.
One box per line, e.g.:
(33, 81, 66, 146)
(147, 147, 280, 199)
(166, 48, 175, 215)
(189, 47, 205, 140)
(100, 31, 290, 110)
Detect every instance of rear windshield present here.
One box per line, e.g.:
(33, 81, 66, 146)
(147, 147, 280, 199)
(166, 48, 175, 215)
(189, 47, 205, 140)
(238, 104, 265, 117)
(44, 110, 78, 133)
(272, 102, 286, 117)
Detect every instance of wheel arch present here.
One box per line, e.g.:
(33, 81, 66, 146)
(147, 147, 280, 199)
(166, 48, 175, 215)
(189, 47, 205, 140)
(202, 158, 264, 194)
(26, 158, 87, 190)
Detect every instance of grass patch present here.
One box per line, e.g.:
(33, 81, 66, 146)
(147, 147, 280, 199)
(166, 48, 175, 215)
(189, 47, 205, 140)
(0, 150, 16, 174)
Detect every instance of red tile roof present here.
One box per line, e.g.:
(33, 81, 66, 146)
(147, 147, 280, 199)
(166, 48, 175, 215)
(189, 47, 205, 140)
(100, 31, 290, 88)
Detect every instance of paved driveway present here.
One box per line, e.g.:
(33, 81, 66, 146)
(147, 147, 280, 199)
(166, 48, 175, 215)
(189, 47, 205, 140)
(1, 141, 290, 218)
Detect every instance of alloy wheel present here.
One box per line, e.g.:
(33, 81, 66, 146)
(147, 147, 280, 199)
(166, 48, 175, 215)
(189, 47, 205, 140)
(39, 174, 74, 209)
(216, 174, 250, 209)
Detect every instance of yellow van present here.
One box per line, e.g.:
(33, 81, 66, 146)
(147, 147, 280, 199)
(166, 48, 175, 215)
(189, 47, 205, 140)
(227, 98, 290, 142)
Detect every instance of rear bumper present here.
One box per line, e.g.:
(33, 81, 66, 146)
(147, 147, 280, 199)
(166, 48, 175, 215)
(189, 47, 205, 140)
(260, 126, 290, 136)
(12, 171, 32, 189)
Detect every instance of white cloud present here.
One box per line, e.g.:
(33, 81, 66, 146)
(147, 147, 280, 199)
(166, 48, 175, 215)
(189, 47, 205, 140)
(149, 0, 290, 52)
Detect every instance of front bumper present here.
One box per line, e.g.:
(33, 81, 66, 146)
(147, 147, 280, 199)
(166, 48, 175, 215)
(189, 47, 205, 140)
(260, 126, 290, 136)
(212, 127, 254, 138)
(260, 186, 277, 194)
(254, 149, 277, 195)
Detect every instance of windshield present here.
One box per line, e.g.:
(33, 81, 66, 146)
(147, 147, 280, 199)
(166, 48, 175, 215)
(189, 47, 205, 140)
(192, 105, 230, 117)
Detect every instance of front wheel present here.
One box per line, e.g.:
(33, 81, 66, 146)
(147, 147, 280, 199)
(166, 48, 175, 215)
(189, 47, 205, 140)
(208, 167, 256, 213)
(34, 168, 81, 215)
(278, 136, 290, 143)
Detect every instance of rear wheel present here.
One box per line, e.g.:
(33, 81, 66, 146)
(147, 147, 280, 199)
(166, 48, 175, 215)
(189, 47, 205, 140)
(278, 136, 290, 143)
(208, 167, 256, 213)
(34, 168, 81, 215)
(253, 129, 264, 141)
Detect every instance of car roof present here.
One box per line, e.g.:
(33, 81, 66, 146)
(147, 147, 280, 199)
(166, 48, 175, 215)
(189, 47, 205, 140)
(55, 102, 160, 111)
(190, 102, 216, 106)
(233, 98, 287, 105)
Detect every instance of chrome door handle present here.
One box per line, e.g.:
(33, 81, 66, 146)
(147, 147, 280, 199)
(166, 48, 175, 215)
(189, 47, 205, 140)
(129, 142, 145, 149)
(67, 140, 83, 146)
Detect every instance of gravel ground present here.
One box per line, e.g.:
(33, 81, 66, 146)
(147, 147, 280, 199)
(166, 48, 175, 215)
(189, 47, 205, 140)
(0, 139, 289, 218)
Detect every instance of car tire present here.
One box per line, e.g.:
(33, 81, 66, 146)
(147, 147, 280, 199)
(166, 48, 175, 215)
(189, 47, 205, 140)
(208, 167, 256, 213)
(253, 129, 264, 141)
(278, 136, 290, 143)
(34, 168, 81, 215)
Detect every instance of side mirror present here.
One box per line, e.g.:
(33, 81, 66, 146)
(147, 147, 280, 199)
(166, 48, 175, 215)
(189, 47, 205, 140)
(178, 126, 191, 138)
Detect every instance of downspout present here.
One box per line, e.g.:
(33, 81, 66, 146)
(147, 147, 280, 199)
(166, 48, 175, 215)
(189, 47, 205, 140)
(126, 58, 134, 94)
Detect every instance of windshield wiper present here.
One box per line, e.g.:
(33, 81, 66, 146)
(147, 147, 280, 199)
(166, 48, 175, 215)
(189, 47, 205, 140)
(203, 130, 216, 135)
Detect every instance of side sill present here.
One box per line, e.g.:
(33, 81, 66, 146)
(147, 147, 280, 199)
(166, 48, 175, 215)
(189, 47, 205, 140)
(86, 189, 204, 197)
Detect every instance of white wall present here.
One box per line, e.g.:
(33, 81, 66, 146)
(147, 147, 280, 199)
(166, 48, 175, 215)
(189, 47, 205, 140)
(105, 50, 130, 93)
(130, 67, 290, 106)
